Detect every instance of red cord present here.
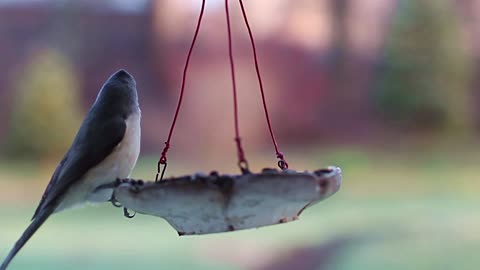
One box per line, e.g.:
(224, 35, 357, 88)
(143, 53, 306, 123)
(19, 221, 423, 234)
(225, 0, 249, 173)
(238, 0, 288, 170)
(157, 0, 287, 179)
(156, 0, 206, 181)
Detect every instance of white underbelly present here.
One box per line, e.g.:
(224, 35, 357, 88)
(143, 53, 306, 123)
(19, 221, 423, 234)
(56, 112, 141, 212)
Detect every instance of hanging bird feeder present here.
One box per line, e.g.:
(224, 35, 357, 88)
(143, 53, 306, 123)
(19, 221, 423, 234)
(114, 167, 341, 235)
(112, 0, 342, 234)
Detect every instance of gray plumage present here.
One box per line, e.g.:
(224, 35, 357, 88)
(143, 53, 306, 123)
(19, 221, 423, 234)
(1, 69, 141, 270)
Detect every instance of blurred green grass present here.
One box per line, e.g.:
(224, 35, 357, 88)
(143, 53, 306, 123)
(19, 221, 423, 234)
(1, 146, 479, 269)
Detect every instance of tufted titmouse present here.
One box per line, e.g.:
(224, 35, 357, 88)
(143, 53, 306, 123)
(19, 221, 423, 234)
(0, 69, 141, 270)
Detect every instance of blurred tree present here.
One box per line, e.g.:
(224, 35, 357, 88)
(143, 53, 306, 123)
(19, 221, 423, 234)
(374, 0, 473, 133)
(4, 49, 83, 160)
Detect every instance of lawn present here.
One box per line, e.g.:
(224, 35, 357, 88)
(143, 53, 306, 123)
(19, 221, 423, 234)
(1, 145, 479, 270)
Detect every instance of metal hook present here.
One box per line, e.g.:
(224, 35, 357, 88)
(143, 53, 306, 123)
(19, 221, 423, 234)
(278, 159, 288, 170)
(276, 152, 288, 170)
(238, 160, 250, 174)
(155, 159, 168, 182)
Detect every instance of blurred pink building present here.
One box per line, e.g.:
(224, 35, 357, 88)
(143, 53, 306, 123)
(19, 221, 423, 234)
(0, 0, 479, 156)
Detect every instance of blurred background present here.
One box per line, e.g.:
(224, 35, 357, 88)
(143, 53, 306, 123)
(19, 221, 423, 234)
(0, 0, 479, 269)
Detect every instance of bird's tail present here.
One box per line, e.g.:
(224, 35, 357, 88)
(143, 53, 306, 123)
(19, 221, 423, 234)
(0, 207, 54, 270)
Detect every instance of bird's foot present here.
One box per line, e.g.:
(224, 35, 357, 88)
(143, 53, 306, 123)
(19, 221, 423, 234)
(123, 207, 136, 218)
(109, 191, 122, 208)
(110, 197, 122, 208)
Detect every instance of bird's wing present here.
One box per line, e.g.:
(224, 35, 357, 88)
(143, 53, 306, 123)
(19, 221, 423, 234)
(32, 155, 68, 219)
(32, 115, 126, 219)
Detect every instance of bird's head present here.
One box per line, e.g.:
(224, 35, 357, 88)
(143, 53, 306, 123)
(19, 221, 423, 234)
(95, 69, 139, 117)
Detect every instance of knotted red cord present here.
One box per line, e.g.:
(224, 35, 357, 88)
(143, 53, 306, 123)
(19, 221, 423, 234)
(156, 0, 206, 181)
(238, 0, 288, 170)
(225, 0, 249, 173)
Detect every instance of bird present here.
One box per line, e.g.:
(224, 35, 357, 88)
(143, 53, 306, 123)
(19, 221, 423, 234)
(0, 69, 141, 270)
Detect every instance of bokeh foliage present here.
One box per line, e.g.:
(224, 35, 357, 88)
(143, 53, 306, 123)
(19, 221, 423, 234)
(374, 0, 473, 133)
(5, 49, 83, 160)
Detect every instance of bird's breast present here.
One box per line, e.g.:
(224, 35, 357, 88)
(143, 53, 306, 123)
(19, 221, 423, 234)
(58, 111, 141, 211)
(85, 111, 141, 200)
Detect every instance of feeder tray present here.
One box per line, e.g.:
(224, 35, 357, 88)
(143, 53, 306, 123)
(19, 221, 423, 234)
(113, 166, 342, 235)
